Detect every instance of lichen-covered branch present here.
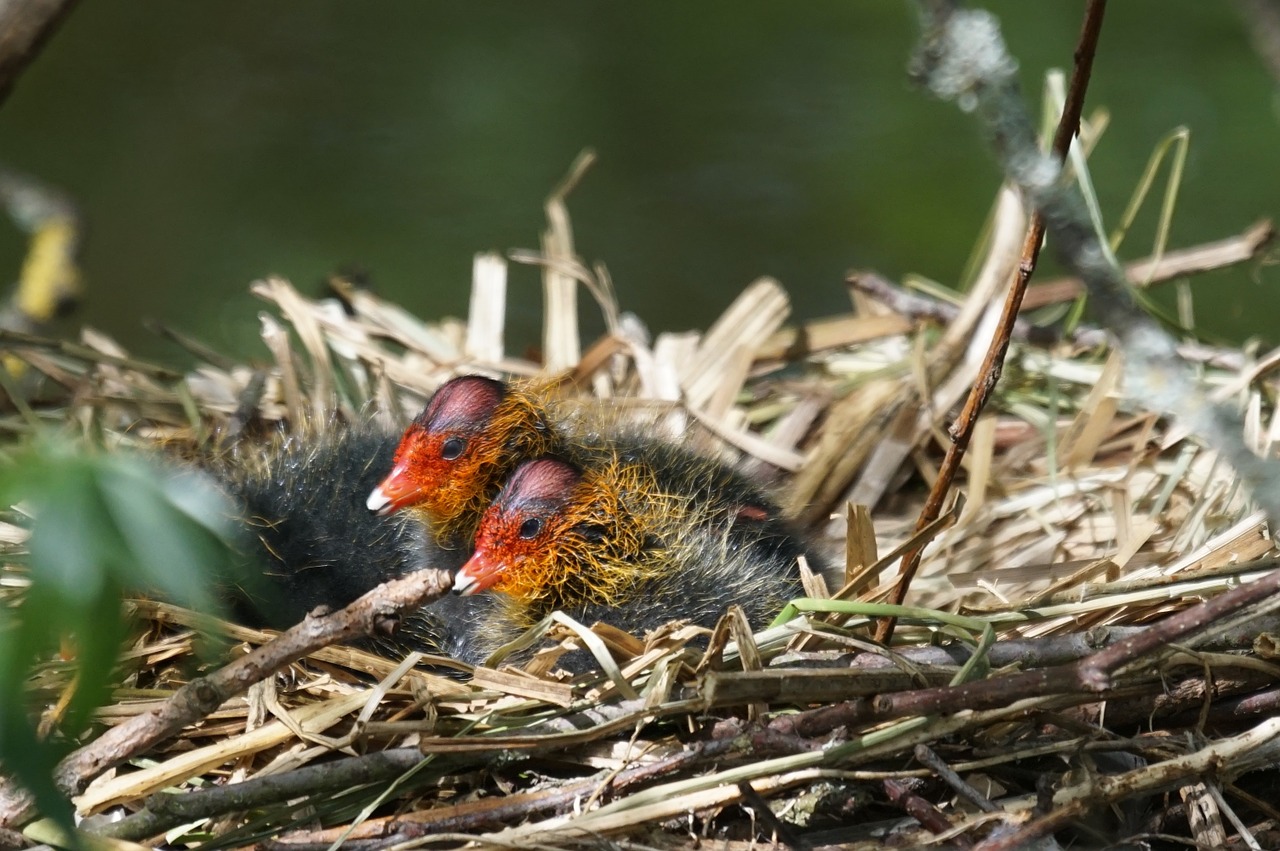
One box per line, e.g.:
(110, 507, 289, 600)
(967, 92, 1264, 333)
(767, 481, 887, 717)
(909, 3, 1280, 527)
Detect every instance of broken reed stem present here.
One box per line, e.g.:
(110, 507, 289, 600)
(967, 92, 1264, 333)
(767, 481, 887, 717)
(849, 219, 1275, 349)
(876, 0, 1108, 645)
(0, 568, 454, 828)
(0, 327, 182, 379)
(1021, 217, 1274, 310)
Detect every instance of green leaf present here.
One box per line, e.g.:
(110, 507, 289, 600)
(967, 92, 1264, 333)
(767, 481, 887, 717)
(0, 435, 244, 829)
(0, 609, 75, 832)
(95, 457, 228, 614)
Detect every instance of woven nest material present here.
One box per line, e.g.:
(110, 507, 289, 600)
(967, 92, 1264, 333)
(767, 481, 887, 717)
(2, 179, 1280, 849)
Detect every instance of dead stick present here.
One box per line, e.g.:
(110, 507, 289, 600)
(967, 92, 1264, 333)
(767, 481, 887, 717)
(1066, 672, 1275, 730)
(883, 778, 966, 845)
(918, 0, 1280, 524)
(58, 569, 453, 790)
(876, 0, 1108, 645)
(1233, 0, 1280, 86)
(884, 603, 1276, 717)
(0, 568, 453, 829)
(0, 0, 78, 108)
(96, 748, 427, 842)
(906, 0, 1280, 778)
(914, 744, 998, 814)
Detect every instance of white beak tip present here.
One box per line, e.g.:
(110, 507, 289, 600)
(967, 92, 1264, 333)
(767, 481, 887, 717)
(452, 571, 478, 596)
(367, 487, 391, 514)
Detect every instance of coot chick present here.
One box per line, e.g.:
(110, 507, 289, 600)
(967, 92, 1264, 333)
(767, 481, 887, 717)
(451, 455, 812, 665)
(207, 422, 487, 659)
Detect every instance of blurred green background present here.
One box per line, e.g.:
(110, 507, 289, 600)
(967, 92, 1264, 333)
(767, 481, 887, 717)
(0, 1, 1276, 361)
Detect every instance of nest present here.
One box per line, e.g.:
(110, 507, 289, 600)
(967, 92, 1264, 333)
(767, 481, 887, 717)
(1, 154, 1279, 849)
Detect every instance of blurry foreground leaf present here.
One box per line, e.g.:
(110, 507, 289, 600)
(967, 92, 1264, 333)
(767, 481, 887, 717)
(0, 437, 241, 829)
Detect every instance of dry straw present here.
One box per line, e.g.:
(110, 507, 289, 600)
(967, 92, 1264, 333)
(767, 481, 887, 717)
(3, 16, 1280, 847)
(0, 176, 1275, 845)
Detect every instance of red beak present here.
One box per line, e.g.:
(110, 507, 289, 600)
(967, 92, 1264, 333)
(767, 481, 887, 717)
(366, 459, 421, 516)
(454, 549, 506, 596)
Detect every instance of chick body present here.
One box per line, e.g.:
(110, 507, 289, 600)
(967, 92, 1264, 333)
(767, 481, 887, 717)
(367, 375, 826, 668)
(454, 454, 811, 665)
(207, 422, 487, 659)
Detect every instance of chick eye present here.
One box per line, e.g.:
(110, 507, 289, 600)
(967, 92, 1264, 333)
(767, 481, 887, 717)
(518, 517, 543, 539)
(440, 436, 467, 461)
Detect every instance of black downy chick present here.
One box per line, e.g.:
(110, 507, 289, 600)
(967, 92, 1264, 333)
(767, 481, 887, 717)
(206, 422, 490, 660)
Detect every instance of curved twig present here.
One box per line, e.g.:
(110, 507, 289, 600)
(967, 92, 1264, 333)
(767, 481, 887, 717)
(0, 568, 453, 829)
(877, 0, 1109, 644)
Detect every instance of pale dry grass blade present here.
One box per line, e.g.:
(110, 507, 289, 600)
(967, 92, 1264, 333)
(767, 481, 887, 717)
(465, 252, 507, 366)
(680, 277, 790, 411)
